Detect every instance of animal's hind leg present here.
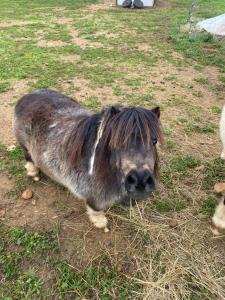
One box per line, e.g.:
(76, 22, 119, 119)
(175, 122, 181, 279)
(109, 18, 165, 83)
(22, 146, 40, 181)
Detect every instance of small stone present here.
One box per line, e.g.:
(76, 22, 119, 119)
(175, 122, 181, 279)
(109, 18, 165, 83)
(168, 220, 178, 228)
(116, 264, 123, 272)
(195, 165, 204, 171)
(104, 227, 109, 233)
(31, 199, 36, 206)
(52, 215, 58, 219)
(21, 189, 33, 200)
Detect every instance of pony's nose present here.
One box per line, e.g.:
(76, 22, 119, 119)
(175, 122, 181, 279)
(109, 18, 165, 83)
(125, 169, 155, 194)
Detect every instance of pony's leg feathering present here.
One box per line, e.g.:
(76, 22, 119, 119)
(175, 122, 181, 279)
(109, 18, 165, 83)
(25, 161, 39, 181)
(22, 146, 40, 181)
(86, 205, 109, 232)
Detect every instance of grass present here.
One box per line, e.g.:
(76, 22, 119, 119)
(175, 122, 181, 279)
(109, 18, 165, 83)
(185, 122, 216, 134)
(0, 81, 11, 93)
(0, 223, 139, 299)
(1, 0, 225, 299)
(55, 259, 140, 299)
(194, 77, 209, 85)
(0, 225, 59, 298)
(203, 158, 225, 189)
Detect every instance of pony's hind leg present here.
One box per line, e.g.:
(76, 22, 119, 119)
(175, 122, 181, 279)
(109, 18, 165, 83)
(86, 204, 109, 232)
(22, 146, 40, 181)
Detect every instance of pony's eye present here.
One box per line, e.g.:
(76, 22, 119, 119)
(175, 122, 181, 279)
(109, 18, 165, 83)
(152, 138, 158, 145)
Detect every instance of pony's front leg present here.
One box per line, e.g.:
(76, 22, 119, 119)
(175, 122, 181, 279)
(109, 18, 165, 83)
(212, 197, 225, 235)
(86, 204, 109, 232)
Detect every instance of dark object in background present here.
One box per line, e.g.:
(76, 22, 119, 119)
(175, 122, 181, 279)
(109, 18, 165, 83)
(122, 0, 132, 8)
(133, 0, 144, 8)
(117, 0, 155, 8)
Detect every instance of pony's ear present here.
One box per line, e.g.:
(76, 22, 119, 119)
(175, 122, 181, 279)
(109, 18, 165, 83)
(151, 107, 160, 119)
(101, 106, 120, 122)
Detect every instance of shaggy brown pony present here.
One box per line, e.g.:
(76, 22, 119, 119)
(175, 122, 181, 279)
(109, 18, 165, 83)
(14, 89, 163, 231)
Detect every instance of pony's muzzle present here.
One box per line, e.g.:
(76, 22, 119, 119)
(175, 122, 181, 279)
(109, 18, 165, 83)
(125, 169, 155, 198)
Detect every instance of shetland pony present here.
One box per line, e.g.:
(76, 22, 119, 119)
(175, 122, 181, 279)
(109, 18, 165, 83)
(212, 105, 225, 234)
(14, 89, 162, 231)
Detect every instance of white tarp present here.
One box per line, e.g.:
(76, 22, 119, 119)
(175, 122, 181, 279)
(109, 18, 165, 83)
(196, 13, 225, 36)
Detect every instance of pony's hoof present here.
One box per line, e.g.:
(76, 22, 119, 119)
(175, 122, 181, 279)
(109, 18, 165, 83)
(221, 149, 225, 160)
(86, 205, 108, 230)
(25, 162, 39, 178)
(92, 214, 108, 229)
(211, 225, 220, 236)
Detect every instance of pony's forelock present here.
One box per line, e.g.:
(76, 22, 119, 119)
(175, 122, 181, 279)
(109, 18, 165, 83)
(95, 107, 162, 179)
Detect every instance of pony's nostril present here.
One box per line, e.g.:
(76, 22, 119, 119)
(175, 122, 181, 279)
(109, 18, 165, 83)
(125, 171, 138, 192)
(127, 174, 137, 185)
(125, 170, 155, 194)
(146, 175, 154, 187)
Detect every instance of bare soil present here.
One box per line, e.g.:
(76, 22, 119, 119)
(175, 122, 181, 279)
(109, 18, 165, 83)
(0, 80, 30, 145)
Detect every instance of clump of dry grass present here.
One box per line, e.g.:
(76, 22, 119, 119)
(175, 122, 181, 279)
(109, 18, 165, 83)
(109, 200, 225, 300)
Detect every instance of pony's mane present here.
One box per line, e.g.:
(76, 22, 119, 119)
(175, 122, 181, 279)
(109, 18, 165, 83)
(66, 113, 100, 167)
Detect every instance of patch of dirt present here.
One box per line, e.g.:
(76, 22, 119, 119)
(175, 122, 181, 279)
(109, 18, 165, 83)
(155, 0, 176, 9)
(61, 54, 81, 62)
(69, 28, 103, 49)
(0, 80, 31, 145)
(36, 40, 68, 47)
(52, 6, 68, 12)
(53, 16, 73, 25)
(35, 29, 45, 38)
(63, 78, 118, 105)
(86, 0, 115, 12)
(136, 43, 155, 52)
(4, 177, 131, 267)
(93, 31, 118, 39)
(0, 174, 13, 206)
(0, 20, 38, 28)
